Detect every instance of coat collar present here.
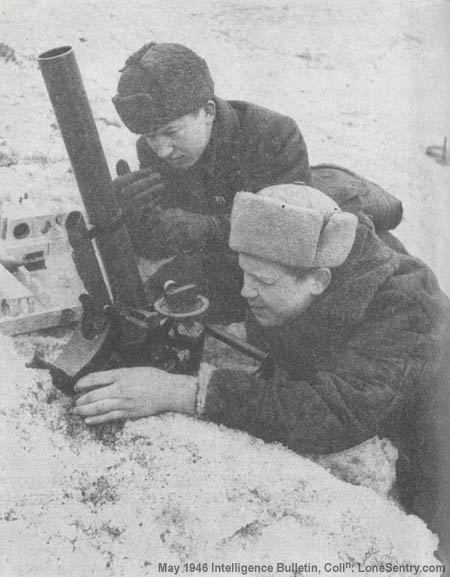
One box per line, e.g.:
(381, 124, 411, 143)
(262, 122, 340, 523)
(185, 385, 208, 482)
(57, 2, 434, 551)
(196, 97, 242, 180)
(311, 214, 397, 326)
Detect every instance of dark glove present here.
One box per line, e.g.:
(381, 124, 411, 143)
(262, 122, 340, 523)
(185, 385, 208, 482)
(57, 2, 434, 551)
(112, 159, 167, 258)
(150, 208, 227, 256)
(113, 159, 165, 215)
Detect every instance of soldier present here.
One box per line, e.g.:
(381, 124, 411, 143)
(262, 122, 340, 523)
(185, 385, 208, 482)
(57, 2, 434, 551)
(111, 42, 402, 321)
(74, 183, 449, 562)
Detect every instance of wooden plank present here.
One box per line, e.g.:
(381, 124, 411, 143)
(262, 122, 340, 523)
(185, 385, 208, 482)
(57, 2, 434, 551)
(0, 264, 34, 300)
(0, 305, 83, 336)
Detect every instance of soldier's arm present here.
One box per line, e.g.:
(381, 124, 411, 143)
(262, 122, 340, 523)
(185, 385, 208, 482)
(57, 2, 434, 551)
(200, 292, 431, 455)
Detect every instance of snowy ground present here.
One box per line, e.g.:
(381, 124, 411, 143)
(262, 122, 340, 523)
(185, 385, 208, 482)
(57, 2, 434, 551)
(0, 334, 441, 576)
(1, 0, 449, 292)
(1, 0, 449, 575)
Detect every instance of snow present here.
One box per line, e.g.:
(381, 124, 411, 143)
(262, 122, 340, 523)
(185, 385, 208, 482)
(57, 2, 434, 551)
(1, 0, 449, 574)
(1, 1, 449, 292)
(0, 334, 440, 576)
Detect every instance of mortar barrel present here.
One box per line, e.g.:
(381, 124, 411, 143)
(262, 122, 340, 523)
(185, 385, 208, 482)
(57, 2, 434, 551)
(38, 46, 145, 308)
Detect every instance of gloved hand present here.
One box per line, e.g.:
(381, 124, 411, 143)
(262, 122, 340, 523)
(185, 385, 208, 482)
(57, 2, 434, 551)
(150, 208, 225, 256)
(113, 161, 229, 259)
(113, 159, 165, 215)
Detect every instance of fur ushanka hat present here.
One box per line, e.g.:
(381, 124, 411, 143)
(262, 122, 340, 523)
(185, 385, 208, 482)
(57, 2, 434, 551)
(112, 42, 214, 134)
(229, 184, 358, 269)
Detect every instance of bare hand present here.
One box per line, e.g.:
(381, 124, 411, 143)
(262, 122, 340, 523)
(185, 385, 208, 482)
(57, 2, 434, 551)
(72, 367, 197, 425)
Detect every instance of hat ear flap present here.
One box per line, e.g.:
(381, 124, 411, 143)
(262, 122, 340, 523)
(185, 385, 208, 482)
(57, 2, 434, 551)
(112, 93, 158, 134)
(316, 212, 358, 267)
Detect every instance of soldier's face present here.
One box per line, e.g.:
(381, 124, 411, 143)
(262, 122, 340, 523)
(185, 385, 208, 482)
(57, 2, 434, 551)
(239, 254, 317, 327)
(144, 101, 215, 169)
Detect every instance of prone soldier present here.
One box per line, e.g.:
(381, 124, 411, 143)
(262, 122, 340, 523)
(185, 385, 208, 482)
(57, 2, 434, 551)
(74, 183, 450, 562)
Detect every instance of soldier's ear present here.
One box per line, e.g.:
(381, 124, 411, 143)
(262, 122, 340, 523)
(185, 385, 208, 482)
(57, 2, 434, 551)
(309, 267, 332, 295)
(203, 100, 216, 123)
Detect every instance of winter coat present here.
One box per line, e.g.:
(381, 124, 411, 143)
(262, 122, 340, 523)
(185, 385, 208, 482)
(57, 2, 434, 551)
(135, 98, 403, 321)
(136, 96, 312, 212)
(204, 214, 450, 549)
(136, 99, 402, 233)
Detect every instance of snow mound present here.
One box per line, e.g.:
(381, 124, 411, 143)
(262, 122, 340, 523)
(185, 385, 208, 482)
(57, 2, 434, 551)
(0, 334, 439, 576)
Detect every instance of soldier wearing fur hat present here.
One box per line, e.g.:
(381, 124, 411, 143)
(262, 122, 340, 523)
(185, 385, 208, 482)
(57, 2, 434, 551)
(74, 183, 449, 561)
(111, 42, 402, 321)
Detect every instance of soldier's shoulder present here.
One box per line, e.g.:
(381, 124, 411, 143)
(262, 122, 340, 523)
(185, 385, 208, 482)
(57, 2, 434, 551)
(227, 99, 298, 131)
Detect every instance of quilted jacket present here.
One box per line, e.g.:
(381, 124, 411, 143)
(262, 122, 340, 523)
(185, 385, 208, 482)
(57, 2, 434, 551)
(204, 215, 450, 548)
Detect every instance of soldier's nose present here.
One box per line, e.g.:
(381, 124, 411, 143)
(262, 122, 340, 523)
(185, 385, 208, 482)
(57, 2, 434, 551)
(148, 135, 173, 159)
(241, 280, 257, 300)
